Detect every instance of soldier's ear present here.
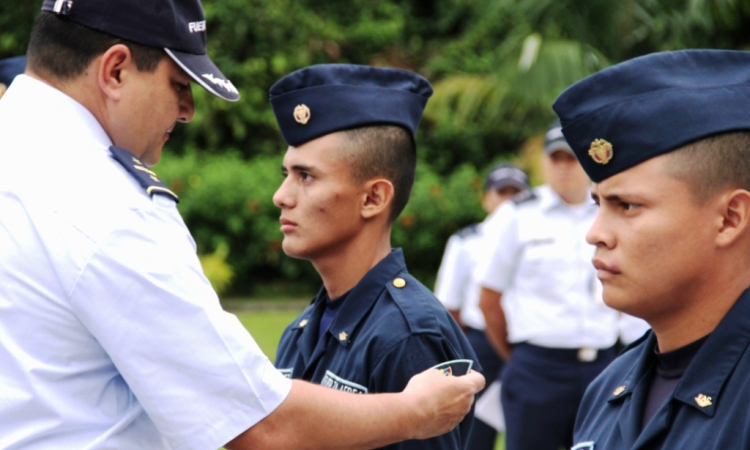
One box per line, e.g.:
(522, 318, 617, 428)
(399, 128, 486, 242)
(361, 178, 394, 220)
(97, 44, 135, 101)
(715, 188, 750, 248)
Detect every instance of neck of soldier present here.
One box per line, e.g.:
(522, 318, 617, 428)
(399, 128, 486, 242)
(650, 257, 750, 353)
(312, 225, 393, 300)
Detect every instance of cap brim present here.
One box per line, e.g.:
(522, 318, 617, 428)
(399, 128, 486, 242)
(165, 49, 240, 102)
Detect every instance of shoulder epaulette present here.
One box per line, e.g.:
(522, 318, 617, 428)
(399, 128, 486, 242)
(456, 223, 480, 239)
(512, 189, 537, 205)
(109, 145, 179, 203)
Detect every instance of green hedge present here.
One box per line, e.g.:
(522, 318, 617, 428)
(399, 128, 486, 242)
(155, 151, 493, 295)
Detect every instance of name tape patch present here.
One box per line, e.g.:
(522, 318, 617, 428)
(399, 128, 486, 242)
(321, 370, 368, 394)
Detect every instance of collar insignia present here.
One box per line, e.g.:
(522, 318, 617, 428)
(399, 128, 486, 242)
(339, 331, 348, 341)
(393, 277, 406, 288)
(613, 385, 626, 396)
(695, 394, 712, 408)
(588, 139, 613, 164)
(294, 104, 311, 124)
(299, 319, 308, 327)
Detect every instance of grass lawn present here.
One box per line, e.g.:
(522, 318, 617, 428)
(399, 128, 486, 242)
(230, 308, 505, 450)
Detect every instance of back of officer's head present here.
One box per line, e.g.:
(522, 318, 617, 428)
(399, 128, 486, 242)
(27, 0, 239, 101)
(553, 49, 750, 205)
(270, 64, 433, 223)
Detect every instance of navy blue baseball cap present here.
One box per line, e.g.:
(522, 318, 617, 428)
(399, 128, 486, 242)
(543, 120, 573, 155)
(269, 64, 433, 146)
(0, 56, 26, 87)
(41, 0, 239, 101)
(485, 163, 529, 191)
(552, 49, 750, 182)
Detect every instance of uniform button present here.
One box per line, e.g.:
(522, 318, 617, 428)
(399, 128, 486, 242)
(613, 385, 626, 396)
(393, 277, 406, 288)
(299, 319, 308, 327)
(339, 331, 348, 341)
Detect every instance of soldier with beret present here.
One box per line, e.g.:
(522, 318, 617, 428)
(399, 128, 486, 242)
(0, 56, 26, 99)
(0, 1, 483, 449)
(270, 63, 481, 450)
(434, 162, 530, 449)
(554, 49, 750, 450)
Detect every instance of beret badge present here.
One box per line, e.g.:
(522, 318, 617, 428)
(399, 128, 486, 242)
(293, 104, 311, 125)
(588, 139, 613, 165)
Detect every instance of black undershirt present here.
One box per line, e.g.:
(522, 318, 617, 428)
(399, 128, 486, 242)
(318, 290, 350, 341)
(641, 334, 710, 430)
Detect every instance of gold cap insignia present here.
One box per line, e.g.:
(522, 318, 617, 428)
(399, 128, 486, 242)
(293, 104, 311, 124)
(393, 278, 406, 288)
(299, 319, 308, 327)
(613, 385, 626, 396)
(588, 139, 613, 165)
(695, 394, 712, 408)
(339, 331, 348, 341)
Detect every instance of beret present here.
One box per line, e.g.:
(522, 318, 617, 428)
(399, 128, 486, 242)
(270, 64, 433, 146)
(553, 49, 750, 182)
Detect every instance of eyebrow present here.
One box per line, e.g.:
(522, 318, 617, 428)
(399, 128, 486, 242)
(281, 164, 316, 173)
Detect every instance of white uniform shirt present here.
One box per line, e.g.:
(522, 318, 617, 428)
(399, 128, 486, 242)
(0, 76, 291, 450)
(475, 185, 619, 349)
(434, 223, 488, 330)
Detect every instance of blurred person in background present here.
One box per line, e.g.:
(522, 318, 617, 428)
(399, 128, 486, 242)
(476, 121, 622, 450)
(434, 162, 530, 449)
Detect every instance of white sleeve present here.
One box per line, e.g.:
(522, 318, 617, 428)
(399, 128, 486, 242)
(68, 208, 291, 450)
(475, 202, 521, 293)
(434, 234, 469, 310)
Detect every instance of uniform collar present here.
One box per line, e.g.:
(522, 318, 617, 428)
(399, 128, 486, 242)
(322, 248, 407, 348)
(608, 286, 750, 417)
(537, 184, 595, 213)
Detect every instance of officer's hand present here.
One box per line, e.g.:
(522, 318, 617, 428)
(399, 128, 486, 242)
(402, 368, 485, 440)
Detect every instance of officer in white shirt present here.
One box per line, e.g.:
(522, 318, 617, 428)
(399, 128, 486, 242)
(476, 121, 620, 450)
(434, 163, 530, 450)
(0, 2, 483, 450)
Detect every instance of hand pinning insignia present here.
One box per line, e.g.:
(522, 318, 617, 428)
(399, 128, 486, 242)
(695, 394, 712, 408)
(588, 139, 613, 164)
(294, 104, 311, 124)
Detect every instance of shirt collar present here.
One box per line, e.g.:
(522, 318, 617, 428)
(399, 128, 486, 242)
(537, 184, 595, 213)
(323, 248, 407, 348)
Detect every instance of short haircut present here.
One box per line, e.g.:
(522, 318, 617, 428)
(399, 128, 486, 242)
(27, 12, 164, 80)
(336, 125, 416, 224)
(664, 131, 750, 204)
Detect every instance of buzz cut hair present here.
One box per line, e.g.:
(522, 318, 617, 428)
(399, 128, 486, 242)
(27, 11, 164, 81)
(336, 125, 416, 224)
(664, 131, 750, 204)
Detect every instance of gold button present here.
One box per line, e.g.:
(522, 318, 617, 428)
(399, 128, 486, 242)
(613, 385, 626, 396)
(299, 319, 308, 327)
(393, 278, 406, 288)
(339, 331, 348, 341)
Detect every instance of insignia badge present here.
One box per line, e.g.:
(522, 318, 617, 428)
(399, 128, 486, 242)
(695, 394, 712, 408)
(613, 385, 626, 396)
(293, 104, 311, 124)
(299, 319, 308, 327)
(588, 139, 613, 165)
(393, 277, 406, 288)
(339, 331, 348, 341)
(432, 359, 473, 376)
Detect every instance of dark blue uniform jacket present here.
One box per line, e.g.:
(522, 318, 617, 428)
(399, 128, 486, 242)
(572, 286, 750, 450)
(275, 249, 480, 450)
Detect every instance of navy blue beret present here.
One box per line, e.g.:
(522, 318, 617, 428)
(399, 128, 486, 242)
(269, 64, 433, 146)
(0, 56, 26, 87)
(552, 49, 750, 182)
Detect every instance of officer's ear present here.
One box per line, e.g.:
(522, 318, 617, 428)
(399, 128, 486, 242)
(361, 178, 394, 220)
(97, 44, 135, 101)
(715, 188, 750, 248)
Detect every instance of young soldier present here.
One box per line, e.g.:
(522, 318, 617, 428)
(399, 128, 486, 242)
(271, 64, 481, 450)
(554, 49, 750, 449)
